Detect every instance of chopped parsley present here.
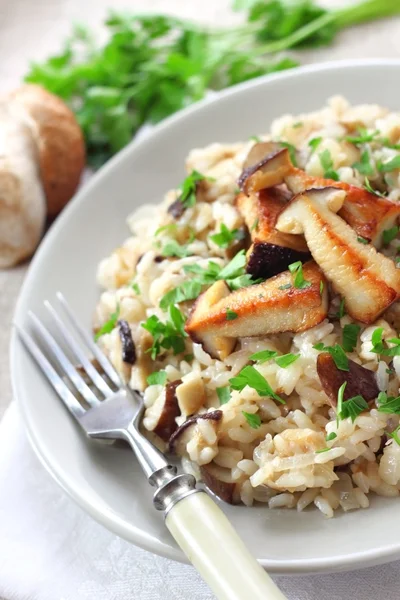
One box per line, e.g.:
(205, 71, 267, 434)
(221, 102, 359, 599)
(369, 327, 400, 357)
(377, 391, 400, 414)
(339, 395, 368, 422)
(288, 261, 311, 289)
(387, 425, 400, 446)
(250, 135, 261, 142)
(326, 432, 337, 441)
(364, 177, 387, 198)
(308, 136, 323, 153)
(155, 223, 179, 236)
(275, 353, 300, 368)
(161, 239, 192, 258)
(226, 309, 238, 320)
(251, 218, 259, 232)
(337, 298, 346, 318)
(279, 141, 297, 166)
(177, 170, 208, 209)
(357, 236, 369, 245)
(183, 353, 194, 362)
(249, 349, 278, 363)
(159, 280, 202, 311)
(346, 128, 380, 145)
(217, 387, 231, 405)
(147, 370, 167, 386)
(342, 323, 361, 353)
(229, 365, 285, 404)
(315, 447, 330, 454)
(313, 342, 349, 371)
(210, 224, 245, 249)
(242, 411, 262, 429)
(319, 149, 339, 181)
(185, 250, 260, 291)
(382, 225, 399, 245)
(336, 381, 347, 426)
(378, 155, 400, 173)
(94, 304, 120, 341)
(131, 281, 141, 295)
(352, 150, 374, 176)
(141, 305, 187, 359)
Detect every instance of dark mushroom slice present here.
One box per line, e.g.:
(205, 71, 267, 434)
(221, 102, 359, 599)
(200, 463, 240, 504)
(185, 262, 328, 359)
(144, 380, 182, 442)
(168, 410, 223, 454)
(276, 187, 400, 323)
(237, 188, 310, 279)
(118, 320, 136, 365)
(167, 197, 185, 219)
(238, 142, 293, 196)
(317, 353, 379, 407)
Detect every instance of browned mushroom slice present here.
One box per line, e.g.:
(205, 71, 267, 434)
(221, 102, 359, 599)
(276, 187, 400, 323)
(286, 170, 400, 249)
(185, 262, 328, 359)
(238, 142, 292, 196)
(143, 380, 181, 442)
(168, 410, 223, 454)
(237, 188, 310, 279)
(317, 353, 379, 407)
(200, 463, 240, 504)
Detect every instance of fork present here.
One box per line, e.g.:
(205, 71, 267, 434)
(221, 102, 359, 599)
(16, 292, 286, 600)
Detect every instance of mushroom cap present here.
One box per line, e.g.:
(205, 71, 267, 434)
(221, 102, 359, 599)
(8, 84, 85, 218)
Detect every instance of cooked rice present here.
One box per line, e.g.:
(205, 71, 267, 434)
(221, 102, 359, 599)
(94, 96, 400, 517)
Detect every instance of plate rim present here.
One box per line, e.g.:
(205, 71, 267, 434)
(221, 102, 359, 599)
(11, 58, 400, 574)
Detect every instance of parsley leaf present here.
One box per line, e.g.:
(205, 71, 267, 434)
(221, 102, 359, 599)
(382, 226, 399, 245)
(357, 236, 369, 245)
(377, 391, 400, 414)
(313, 343, 349, 371)
(308, 137, 323, 153)
(352, 150, 374, 176)
(339, 394, 368, 422)
(131, 281, 141, 295)
(288, 261, 311, 289)
(378, 155, 400, 173)
(210, 224, 244, 248)
(250, 135, 261, 142)
(279, 141, 298, 166)
(242, 411, 262, 429)
(319, 149, 339, 180)
(315, 447, 330, 454)
(159, 280, 202, 310)
(142, 305, 187, 359)
(337, 298, 346, 318)
(346, 128, 380, 145)
(249, 349, 278, 363)
(177, 170, 208, 209)
(147, 370, 167, 385)
(326, 432, 337, 441)
(161, 239, 192, 258)
(217, 387, 231, 405)
(364, 177, 387, 198)
(226, 309, 238, 320)
(94, 304, 120, 340)
(342, 323, 360, 352)
(387, 425, 400, 446)
(275, 353, 300, 368)
(229, 365, 285, 404)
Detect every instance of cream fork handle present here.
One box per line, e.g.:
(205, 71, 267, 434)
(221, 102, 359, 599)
(166, 491, 286, 600)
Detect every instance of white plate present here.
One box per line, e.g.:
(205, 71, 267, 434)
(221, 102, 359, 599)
(11, 60, 400, 575)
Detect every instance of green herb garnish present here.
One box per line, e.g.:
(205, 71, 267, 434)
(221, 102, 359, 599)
(326, 432, 337, 441)
(210, 223, 244, 248)
(378, 155, 400, 173)
(315, 447, 330, 454)
(147, 370, 168, 385)
(293, 121, 303, 128)
(319, 149, 339, 180)
(339, 395, 368, 422)
(275, 353, 300, 368)
(352, 150, 374, 176)
(346, 128, 380, 145)
(308, 137, 323, 153)
(250, 135, 262, 142)
(377, 391, 400, 414)
(249, 349, 278, 363)
(382, 226, 399, 245)
(279, 283, 292, 290)
(342, 323, 361, 352)
(183, 353, 194, 362)
(155, 223, 179, 236)
(159, 280, 202, 310)
(161, 239, 192, 258)
(142, 305, 187, 359)
(131, 281, 141, 295)
(320, 281, 324, 295)
(251, 218, 259, 232)
(94, 304, 120, 340)
(226, 309, 238, 320)
(288, 261, 311, 289)
(230, 365, 285, 404)
(337, 298, 346, 319)
(364, 177, 387, 198)
(357, 236, 369, 245)
(336, 381, 346, 426)
(279, 141, 298, 166)
(242, 411, 262, 429)
(387, 425, 400, 446)
(313, 343, 349, 371)
(217, 387, 231, 405)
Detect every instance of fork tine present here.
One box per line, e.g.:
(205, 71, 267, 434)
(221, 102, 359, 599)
(28, 312, 100, 407)
(56, 292, 121, 387)
(44, 300, 114, 398)
(15, 324, 86, 418)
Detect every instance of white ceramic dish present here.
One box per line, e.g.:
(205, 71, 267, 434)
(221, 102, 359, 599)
(11, 60, 400, 575)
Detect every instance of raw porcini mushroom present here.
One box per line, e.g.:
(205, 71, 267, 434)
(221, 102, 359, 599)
(143, 380, 182, 442)
(317, 353, 379, 407)
(276, 187, 400, 323)
(168, 410, 223, 455)
(238, 142, 292, 196)
(185, 262, 328, 359)
(237, 187, 310, 279)
(285, 169, 400, 249)
(200, 463, 240, 504)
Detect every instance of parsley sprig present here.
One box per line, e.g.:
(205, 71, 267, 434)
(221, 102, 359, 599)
(335, 382, 368, 423)
(142, 305, 187, 359)
(288, 261, 311, 289)
(94, 304, 120, 341)
(319, 149, 339, 181)
(370, 327, 400, 357)
(229, 365, 285, 404)
(377, 391, 400, 415)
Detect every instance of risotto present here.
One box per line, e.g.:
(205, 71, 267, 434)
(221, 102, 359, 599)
(94, 96, 400, 517)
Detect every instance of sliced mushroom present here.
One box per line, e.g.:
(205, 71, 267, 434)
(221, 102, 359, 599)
(186, 261, 328, 359)
(143, 380, 182, 442)
(200, 463, 240, 504)
(238, 142, 292, 195)
(317, 353, 379, 407)
(276, 187, 400, 323)
(176, 373, 207, 417)
(286, 169, 400, 248)
(118, 320, 136, 365)
(168, 410, 223, 454)
(237, 188, 310, 279)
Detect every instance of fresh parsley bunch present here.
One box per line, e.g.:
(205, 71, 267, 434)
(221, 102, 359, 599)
(25, 0, 400, 167)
